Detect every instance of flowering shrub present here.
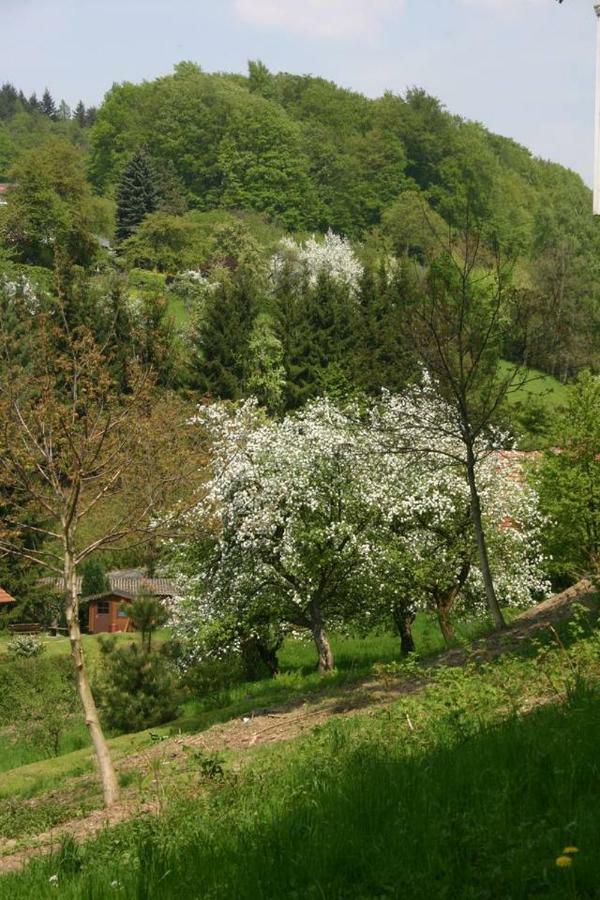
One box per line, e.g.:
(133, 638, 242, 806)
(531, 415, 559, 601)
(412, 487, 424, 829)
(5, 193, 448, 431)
(7, 634, 46, 658)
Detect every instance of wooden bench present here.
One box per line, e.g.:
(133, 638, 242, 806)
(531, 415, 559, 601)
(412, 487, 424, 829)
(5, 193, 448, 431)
(7, 623, 42, 635)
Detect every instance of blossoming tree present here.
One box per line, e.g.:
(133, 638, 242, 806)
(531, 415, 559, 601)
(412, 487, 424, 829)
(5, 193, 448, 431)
(170, 388, 548, 671)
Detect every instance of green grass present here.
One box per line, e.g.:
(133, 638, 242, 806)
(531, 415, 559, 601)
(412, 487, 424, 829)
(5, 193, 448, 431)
(3, 614, 600, 899)
(0, 629, 170, 659)
(0, 614, 505, 792)
(500, 361, 571, 410)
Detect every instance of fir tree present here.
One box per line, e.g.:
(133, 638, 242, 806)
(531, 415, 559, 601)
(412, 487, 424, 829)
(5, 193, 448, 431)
(84, 106, 97, 127)
(115, 148, 160, 243)
(73, 101, 86, 127)
(192, 274, 257, 400)
(41, 88, 57, 120)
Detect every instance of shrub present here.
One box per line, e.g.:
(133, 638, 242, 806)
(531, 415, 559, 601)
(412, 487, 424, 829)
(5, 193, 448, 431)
(95, 639, 181, 733)
(0, 656, 78, 756)
(7, 634, 45, 658)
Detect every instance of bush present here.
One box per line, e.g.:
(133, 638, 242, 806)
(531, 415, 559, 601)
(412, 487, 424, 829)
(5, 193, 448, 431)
(0, 656, 78, 756)
(95, 639, 181, 733)
(7, 634, 45, 658)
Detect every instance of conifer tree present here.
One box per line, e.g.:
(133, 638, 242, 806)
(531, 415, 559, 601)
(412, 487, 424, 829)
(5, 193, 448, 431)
(115, 148, 160, 243)
(73, 100, 86, 127)
(41, 88, 57, 120)
(192, 273, 257, 400)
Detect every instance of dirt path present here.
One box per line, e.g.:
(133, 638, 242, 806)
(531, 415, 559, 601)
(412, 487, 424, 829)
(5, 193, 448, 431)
(0, 578, 595, 876)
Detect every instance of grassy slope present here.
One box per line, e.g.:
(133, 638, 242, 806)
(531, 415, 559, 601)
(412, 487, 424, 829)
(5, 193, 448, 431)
(0, 613, 498, 780)
(0, 601, 599, 897)
(500, 361, 571, 410)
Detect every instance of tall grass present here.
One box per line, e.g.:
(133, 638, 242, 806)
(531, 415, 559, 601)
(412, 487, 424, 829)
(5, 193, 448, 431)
(4, 676, 599, 899)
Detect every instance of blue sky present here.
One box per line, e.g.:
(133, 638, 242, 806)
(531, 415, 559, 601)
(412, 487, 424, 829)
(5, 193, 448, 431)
(1, 0, 594, 183)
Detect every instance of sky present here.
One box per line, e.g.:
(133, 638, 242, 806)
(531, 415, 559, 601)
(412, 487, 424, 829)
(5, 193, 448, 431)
(0, 0, 594, 183)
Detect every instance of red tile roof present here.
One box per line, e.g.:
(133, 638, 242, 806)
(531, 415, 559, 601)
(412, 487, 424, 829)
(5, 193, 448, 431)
(0, 587, 16, 604)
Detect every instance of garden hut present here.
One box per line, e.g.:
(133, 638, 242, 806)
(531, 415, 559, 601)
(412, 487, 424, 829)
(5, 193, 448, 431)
(87, 589, 136, 634)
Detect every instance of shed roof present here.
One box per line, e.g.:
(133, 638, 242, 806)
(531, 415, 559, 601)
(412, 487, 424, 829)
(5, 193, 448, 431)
(86, 589, 136, 603)
(0, 587, 16, 604)
(41, 568, 178, 598)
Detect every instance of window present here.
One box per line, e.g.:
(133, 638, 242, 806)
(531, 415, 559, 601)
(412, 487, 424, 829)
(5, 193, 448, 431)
(117, 607, 129, 618)
(96, 600, 110, 615)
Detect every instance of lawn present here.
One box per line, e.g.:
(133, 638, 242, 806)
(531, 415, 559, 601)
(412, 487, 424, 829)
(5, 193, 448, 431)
(500, 361, 571, 410)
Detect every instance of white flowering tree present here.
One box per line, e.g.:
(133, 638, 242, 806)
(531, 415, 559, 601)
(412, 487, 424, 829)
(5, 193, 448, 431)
(270, 230, 363, 296)
(367, 382, 549, 643)
(170, 389, 549, 671)
(171, 399, 386, 673)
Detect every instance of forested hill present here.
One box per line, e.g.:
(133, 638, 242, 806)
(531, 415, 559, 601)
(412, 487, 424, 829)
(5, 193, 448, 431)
(87, 60, 592, 245)
(1, 62, 599, 387)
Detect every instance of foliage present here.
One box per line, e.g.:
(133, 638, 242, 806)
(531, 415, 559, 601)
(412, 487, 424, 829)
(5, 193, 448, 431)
(115, 148, 159, 243)
(81, 559, 110, 598)
(534, 371, 600, 585)
(0, 138, 97, 271)
(130, 595, 168, 652)
(170, 392, 548, 671)
(7, 634, 45, 658)
(0, 655, 77, 757)
(95, 639, 181, 733)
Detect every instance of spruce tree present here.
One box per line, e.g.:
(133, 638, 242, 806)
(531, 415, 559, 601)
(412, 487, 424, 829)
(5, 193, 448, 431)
(192, 274, 257, 400)
(41, 88, 57, 120)
(73, 100, 86, 127)
(115, 148, 160, 243)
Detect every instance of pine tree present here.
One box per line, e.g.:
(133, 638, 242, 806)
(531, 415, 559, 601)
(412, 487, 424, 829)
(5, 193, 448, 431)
(0, 83, 19, 120)
(84, 106, 97, 127)
(73, 100, 86, 127)
(115, 148, 160, 242)
(41, 88, 57, 120)
(192, 274, 257, 400)
(27, 92, 39, 112)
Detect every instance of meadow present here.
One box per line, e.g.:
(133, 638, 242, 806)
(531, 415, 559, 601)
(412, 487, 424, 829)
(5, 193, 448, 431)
(0, 598, 598, 898)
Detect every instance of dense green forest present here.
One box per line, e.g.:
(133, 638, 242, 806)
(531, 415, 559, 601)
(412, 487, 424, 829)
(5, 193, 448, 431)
(0, 61, 599, 607)
(1, 62, 598, 391)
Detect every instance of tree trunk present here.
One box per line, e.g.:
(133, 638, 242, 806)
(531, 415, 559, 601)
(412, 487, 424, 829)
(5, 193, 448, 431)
(309, 603, 334, 673)
(393, 604, 416, 655)
(465, 447, 505, 630)
(255, 640, 280, 677)
(64, 549, 120, 807)
(436, 600, 456, 645)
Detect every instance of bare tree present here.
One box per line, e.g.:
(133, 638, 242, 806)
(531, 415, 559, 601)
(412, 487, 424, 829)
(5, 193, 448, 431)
(0, 318, 200, 807)
(404, 228, 535, 630)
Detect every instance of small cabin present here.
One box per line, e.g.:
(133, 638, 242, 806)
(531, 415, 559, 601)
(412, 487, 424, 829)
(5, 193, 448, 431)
(87, 590, 136, 635)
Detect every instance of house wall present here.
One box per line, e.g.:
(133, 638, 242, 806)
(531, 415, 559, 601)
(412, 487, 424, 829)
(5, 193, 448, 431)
(89, 596, 132, 634)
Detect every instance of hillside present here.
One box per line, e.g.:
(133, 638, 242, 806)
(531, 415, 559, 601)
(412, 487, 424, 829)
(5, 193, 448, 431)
(0, 583, 598, 897)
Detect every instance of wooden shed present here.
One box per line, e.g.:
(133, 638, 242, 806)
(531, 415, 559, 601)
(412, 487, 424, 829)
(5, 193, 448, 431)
(87, 589, 136, 635)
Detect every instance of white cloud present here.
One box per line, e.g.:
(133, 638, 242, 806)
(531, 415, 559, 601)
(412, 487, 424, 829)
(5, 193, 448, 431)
(232, 0, 403, 41)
